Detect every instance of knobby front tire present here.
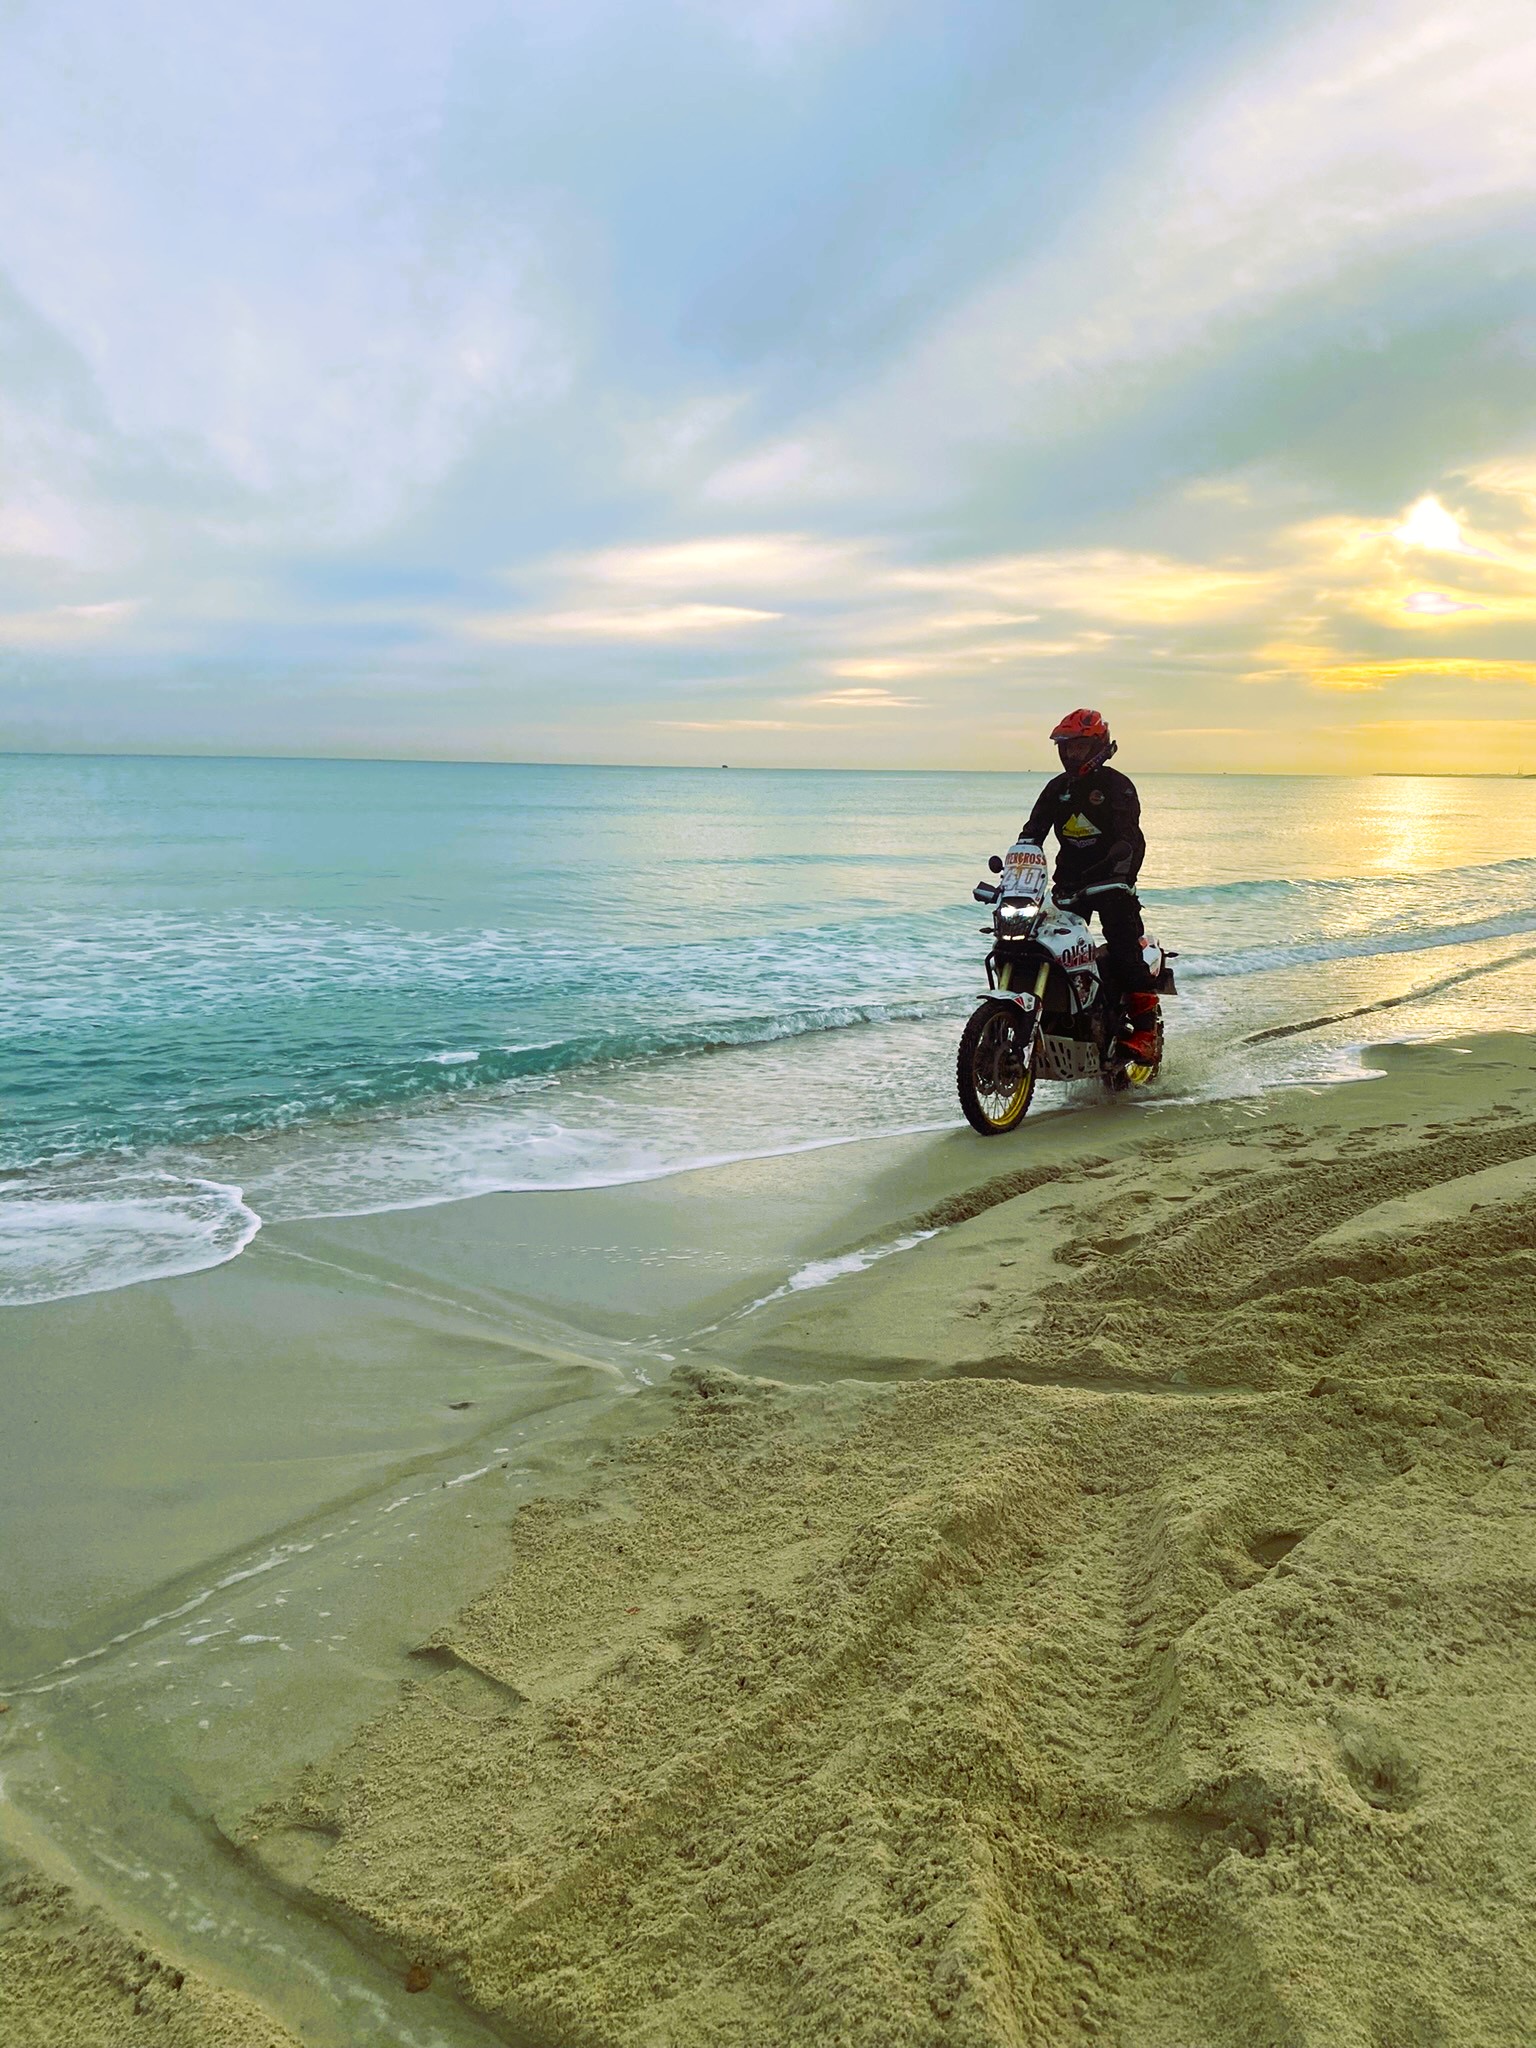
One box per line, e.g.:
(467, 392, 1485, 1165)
(956, 1003, 1036, 1135)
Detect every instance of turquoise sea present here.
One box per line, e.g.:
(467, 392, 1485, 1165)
(5, 753, 1536, 1306)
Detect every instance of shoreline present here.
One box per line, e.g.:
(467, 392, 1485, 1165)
(14, 910, 1536, 1316)
(0, 1109, 1119, 1681)
(5, 1033, 1536, 2041)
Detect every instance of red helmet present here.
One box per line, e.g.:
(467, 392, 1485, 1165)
(1050, 707, 1115, 775)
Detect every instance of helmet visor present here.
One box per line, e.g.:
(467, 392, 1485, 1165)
(1055, 733, 1101, 772)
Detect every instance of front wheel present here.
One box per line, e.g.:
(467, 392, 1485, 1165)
(957, 1002, 1036, 1134)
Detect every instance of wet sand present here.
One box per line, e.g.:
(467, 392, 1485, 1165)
(6, 1036, 1536, 2043)
(0, 1123, 1004, 1674)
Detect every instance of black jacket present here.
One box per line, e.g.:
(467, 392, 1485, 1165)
(1019, 765, 1145, 892)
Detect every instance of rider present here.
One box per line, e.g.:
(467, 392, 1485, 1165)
(1018, 708, 1161, 1061)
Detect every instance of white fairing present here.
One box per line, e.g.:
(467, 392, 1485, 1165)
(1041, 911, 1167, 1009)
(1035, 906, 1100, 1011)
(999, 839, 1049, 903)
(994, 844, 1167, 1011)
(1041, 927, 1163, 1010)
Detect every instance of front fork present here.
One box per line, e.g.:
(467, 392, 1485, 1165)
(993, 957, 1051, 1076)
(995, 958, 1051, 1001)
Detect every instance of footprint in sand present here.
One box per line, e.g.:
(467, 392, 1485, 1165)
(1248, 1530, 1304, 1571)
(1335, 1711, 1421, 1812)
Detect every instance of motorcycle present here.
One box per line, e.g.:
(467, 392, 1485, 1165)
(957, 839, 1177, 1134)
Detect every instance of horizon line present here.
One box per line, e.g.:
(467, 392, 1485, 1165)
(2, 747, 1530, 781)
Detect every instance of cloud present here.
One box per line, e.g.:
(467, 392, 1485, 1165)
(1262, 656, 1536, 694)
(1402, 593, 1483, 615)
(454, 465, 1536, 733)
(701, 439, 866, 506)
(457, 530, 872, 653)
(658, 717, 847, 731)
(565, 532, 870, 592)
(685, 0, 864, 64)
(6, 1, 1536, 770)
(889, 610, 1042, 638)
(0, 4, 572, 548)
(825, 641, 1093, 681)
(462, 603, 781, 641)
(0, 597, 141, 645)
(797, 686, 920, 709)
(1269, 496, 1536, 633)
(1460, 452, 1536, 514)
(697, 0, 1536, 516)
(889, 551, 1276, 624)
(619, 393, 752, 489)
(0, 479, 105, 569)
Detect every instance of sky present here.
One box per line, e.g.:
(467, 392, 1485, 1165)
(2, 0, 1535, 774)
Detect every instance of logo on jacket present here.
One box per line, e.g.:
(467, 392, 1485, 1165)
(1060, 812, 1101, 841)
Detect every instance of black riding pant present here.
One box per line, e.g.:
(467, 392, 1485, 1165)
(1064, 885, 1155, 996)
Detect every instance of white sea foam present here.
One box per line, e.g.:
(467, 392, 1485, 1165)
(738, 1230, 940, 1317)
(163, 995, 965, 1231)
(9, 763, 1536, 1312)
(0, 1174, 260, 1307)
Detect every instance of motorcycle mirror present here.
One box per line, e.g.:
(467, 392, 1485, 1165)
(988, 855, 1004, 874)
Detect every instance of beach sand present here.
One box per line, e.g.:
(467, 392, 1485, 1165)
(7, 1035, 1536, 2043)
(0, 1120, 1015, 1675)
(0, 1846, 302, 2048)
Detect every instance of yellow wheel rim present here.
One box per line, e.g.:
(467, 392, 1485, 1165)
(995, 1070, 1031, 1122)
(970, 1008, 1033, 1127)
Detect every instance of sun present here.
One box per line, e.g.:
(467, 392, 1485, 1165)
(1394, 495, 1471, 554)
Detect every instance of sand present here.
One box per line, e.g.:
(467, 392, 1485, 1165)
(0, 1122, 1002, 1675)
(0, 1847, 302, 2047)
(9, 1035, 1536, 2043)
